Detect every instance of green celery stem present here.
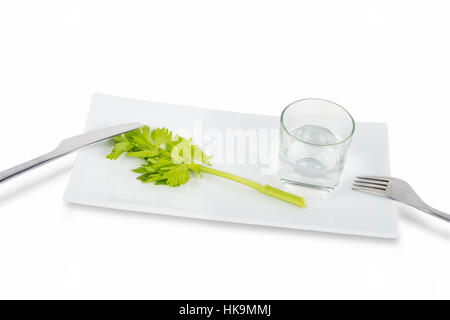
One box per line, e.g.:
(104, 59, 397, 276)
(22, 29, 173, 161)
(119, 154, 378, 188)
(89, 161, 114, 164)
(197, 165, 306, 208)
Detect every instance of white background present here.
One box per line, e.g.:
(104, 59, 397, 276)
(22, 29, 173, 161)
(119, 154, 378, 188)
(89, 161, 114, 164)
(0, 1, 449, 299)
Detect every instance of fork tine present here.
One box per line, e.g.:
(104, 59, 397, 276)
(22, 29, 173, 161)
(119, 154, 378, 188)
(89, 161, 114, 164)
(354, 179, 388, 187)
(356, 176, 390, 183)
(353, 182, 387, 191)
(352, 185, 387, 196)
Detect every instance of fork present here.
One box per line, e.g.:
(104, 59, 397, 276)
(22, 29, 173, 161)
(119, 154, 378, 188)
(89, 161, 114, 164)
(353, 176, 450, 222)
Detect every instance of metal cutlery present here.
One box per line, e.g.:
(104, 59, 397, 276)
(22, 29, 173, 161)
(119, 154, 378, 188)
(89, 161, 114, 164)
(353, 176, 450, 222)
(0, 122, 141, 184)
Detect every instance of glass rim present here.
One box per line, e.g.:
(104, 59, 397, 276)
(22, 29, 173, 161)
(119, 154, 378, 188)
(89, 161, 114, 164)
(280, 98, 355, 147)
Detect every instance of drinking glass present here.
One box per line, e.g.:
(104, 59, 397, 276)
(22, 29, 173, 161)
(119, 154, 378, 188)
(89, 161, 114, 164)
(278, 98, 355, 189)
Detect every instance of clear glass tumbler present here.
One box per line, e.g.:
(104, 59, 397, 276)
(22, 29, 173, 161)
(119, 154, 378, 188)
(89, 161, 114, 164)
(278, 98, 355, 189)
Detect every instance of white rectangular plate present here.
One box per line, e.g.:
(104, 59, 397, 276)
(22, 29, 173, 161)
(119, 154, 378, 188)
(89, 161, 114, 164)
(64, 94, 398, 238)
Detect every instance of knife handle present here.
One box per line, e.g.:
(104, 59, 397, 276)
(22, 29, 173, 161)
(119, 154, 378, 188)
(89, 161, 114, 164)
(0, 151, 60, 184)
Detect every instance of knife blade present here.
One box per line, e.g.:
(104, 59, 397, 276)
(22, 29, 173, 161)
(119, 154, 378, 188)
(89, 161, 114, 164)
(57, 122, 141, 154)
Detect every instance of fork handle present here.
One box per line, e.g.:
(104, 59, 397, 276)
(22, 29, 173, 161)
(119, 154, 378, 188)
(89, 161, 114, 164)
(417, 205, 450, 223)
(0, 151, 59, 184)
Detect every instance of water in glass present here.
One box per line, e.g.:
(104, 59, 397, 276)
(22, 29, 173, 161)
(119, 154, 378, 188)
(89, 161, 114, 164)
(279, 124, 345, 188)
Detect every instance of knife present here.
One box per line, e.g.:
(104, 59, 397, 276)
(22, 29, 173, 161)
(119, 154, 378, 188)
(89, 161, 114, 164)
(0, 122, 141, 184)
